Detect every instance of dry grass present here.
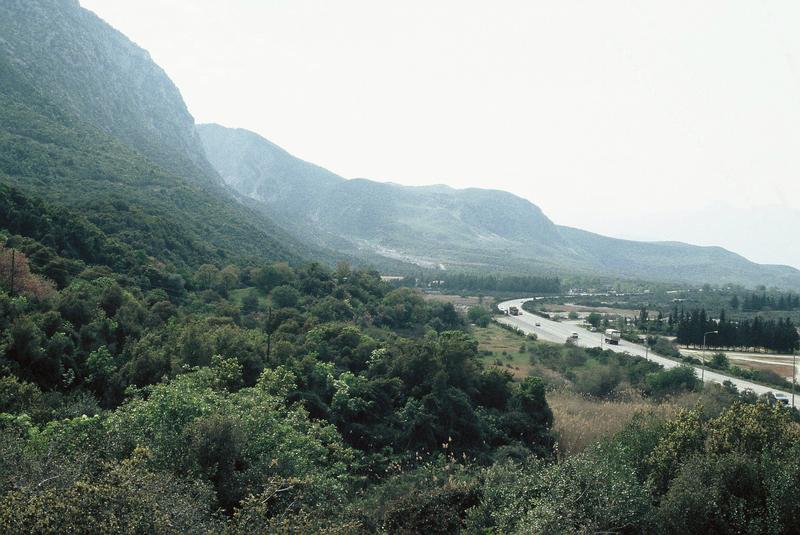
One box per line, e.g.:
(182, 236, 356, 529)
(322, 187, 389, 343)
(682, 349, 795, 379)
(548, 389, 679, 457)
(422, 293, 492, 307)
(472, 324, 534, 378)
(731, 360, 793, 379)
(473, 323, 525, 353)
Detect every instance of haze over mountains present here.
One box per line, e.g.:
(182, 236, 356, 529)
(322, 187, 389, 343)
(0, 0, 798, 289)
(0, 0, 309, 269)
(198, 124, 800, 289)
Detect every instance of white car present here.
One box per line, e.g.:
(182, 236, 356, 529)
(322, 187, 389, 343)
(535, 322, 541, 327)
(773, 392, 790, 406)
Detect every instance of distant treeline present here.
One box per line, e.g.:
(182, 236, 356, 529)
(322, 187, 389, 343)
(439, 273, 560, 294)
(675, 308, 800, 353)
(732, 292, 800, 312)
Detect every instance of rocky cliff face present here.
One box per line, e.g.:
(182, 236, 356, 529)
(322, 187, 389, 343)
(0, 0, 312, 268)
(0, 0, 217, 184)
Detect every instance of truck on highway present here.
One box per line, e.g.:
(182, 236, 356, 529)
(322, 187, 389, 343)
(604, 329, 621, 345)
(508, 306, 520, 316)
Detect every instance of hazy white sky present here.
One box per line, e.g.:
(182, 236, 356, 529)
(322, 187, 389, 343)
(81, 0, 800, 268)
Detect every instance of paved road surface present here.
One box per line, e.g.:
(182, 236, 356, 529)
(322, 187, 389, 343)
(497, 298, 799, 408)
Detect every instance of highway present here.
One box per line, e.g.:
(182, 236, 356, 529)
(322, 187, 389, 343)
(496, 298, 798, 408)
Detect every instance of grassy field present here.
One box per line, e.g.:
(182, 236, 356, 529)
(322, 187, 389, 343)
(547, 389, 679, 457)
(472, 323, 748, 460)
(228, 287, 271, 308)
(471, 322, 536, 379)
(423, 293, 494, 307)
(681, 348, 796, 380)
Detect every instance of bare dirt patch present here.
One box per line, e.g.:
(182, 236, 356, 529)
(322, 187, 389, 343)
(540, 303, 642, 317)
(681, 349, 796, 379)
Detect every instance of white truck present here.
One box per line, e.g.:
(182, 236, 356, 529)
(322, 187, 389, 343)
(604, 329, 621, 345)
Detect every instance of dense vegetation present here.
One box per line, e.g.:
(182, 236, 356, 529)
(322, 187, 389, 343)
(0, 5, 310, 272)
(5, 219, 799, 532)
(436, 272, 561, 294)
(675, 308, 799, 353)
(3, 250, 797, 533)
(735, 291, 800, 312)
(2, 2, 800, 532)
(0, 202, 552, 531)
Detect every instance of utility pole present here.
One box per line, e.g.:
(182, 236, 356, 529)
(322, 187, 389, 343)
(265, 306, 273, 362)
(793, 349, 797, 408)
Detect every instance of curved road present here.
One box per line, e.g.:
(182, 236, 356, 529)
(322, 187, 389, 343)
(497, 298, 798, 408)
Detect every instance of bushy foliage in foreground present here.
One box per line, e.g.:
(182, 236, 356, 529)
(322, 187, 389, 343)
(1, 210, 796, 533)
(465, 400, 800, 534)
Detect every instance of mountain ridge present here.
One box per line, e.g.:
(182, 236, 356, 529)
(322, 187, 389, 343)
(198, 123, 800, 289)
(0, 0, 318, 269)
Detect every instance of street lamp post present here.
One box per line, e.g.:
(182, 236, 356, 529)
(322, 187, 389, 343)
(701, 330, 718, 383)
(793, 349, 797, 408)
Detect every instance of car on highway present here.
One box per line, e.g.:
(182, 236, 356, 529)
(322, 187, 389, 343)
(535, 321, 541, 327)
(569, 331, 579, 340)
(773, 392, 790, 406)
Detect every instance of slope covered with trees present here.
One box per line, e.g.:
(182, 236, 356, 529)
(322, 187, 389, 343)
(3, 207, 798, 532)
(3, 3, 800, 533)
(0, 0, 313, 271)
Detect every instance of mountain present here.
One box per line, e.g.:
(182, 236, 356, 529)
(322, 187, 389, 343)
(199, 124, 800, 289)
(0, 0, 310, 269)
(0, 0, 214, 183)
(555, 227, 800, 290)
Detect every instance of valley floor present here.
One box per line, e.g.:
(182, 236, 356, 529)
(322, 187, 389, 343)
(497, 298, 800, 407)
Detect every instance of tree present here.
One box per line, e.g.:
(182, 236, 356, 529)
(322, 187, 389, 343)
(240, 289, 260, 315)
(0, 247, 55, 299)
(194, 264, 219, 291)
(638, 308, 649, 330)
(218, 265, 240, 293)
(644, 366, 698, 399)
(86, 346, 116, 392)
(708, 352, 729, 370)
(270, 285, 300, 308)
(467, 306, 491, 327)
(252, 262, 294, 293)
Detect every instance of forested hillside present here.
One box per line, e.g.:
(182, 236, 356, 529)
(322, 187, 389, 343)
(2, 212, 799, 531)
(0, 0, 313, 270)
(0, 0, 216, 182)
(2, 2, 800, 533)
